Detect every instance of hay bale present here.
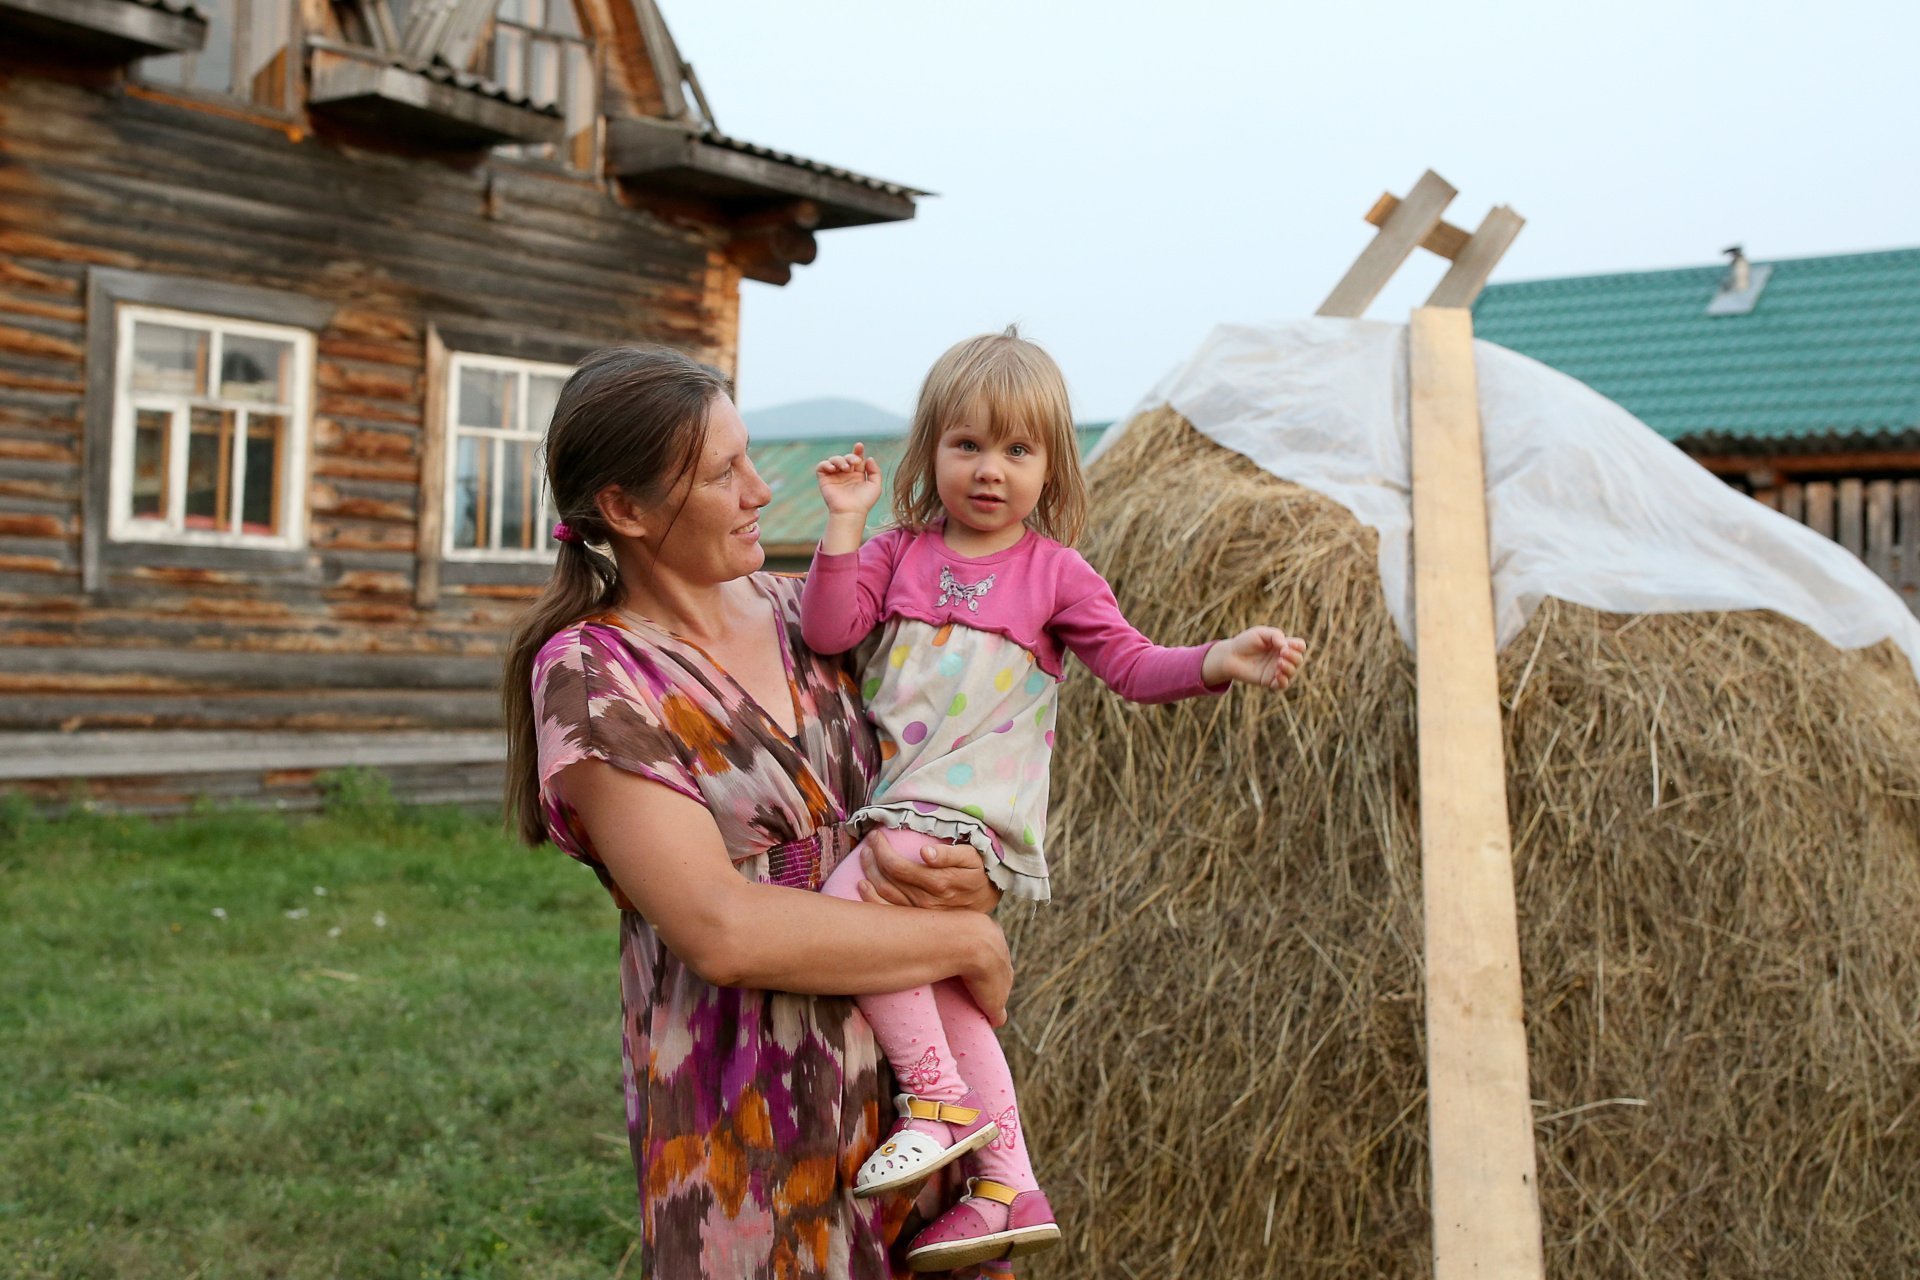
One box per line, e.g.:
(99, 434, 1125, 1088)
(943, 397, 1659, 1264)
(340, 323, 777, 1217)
(1006, 407, 1920, 1277)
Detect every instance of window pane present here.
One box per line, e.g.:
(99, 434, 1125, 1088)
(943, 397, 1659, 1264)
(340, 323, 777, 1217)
(132, 408, 171, 520)
(457, 366, 514, 430)
(241, 415, 284, 534)
(240, 0, 294, 109)
(496, 0, 534, 23)
(452, 432, 491, 550)
(132, 322, 208, 396)
(546, 0, 580, 37)
(188, 0, 236, 92)
(527, 39, 561, 107)
(220, 333, 292, 404)
(500, 438, 541, 551)
(565, 44, 595, 168)
(185, 407, 236, 531)
(527, 373, 564, 436)
(493, 26, 527, 96)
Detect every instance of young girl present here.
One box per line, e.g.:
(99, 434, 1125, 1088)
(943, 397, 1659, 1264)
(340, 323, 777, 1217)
(802, 328, 1306, 1272)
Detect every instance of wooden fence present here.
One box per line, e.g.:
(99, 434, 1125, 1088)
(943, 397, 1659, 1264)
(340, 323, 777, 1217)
(1753, 478, 1920, 614)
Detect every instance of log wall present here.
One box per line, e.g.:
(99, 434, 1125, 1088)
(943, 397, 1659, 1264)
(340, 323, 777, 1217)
(0, 61, 738, 752)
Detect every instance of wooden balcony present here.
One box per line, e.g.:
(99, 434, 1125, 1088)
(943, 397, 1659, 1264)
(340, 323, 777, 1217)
(307, 39, 564, 149)
(0, 0, 208, 61)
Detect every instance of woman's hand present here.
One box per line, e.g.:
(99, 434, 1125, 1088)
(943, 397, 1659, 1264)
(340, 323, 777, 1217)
(854, 835, 1003, 913)
(960, 916, 1014, 1028)
(1203, 626, 1307, 691)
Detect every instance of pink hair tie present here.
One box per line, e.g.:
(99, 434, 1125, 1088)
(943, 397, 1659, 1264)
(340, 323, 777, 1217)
(551, 521, 583, 544)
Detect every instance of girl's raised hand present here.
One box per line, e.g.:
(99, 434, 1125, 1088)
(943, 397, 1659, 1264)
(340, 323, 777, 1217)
(815, 442, 883, 518)
(1204, 626, 1307, 692)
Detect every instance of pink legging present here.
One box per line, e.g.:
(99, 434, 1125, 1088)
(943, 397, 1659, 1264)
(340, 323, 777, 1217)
(820, 827, 1038, 1192)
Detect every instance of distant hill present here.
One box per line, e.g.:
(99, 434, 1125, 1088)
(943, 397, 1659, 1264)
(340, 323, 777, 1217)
(742, 397, 909, 440)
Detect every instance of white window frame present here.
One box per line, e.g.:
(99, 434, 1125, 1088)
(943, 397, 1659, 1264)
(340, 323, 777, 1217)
(108, 303, 314, 551)
(442, 350, 565, 563)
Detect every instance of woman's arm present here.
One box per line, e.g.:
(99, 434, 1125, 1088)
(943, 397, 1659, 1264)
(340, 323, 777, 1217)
(558, 758, 1014, 1023)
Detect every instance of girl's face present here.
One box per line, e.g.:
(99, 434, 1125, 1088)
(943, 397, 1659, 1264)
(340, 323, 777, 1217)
(643, 394, 773, 584)
(933, 400, 1048, 550)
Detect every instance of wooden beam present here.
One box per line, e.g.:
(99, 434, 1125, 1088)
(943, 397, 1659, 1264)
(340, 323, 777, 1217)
(0, 728, 504, 782)
(1318, 170, 1457, 319)
(1408, 306, 1546, 1280)
(1687, 448, 1920, 478)
(1426, 206, 1526, 309)
(1366, 192, 1471, 260)
(415, 324, 449, 609)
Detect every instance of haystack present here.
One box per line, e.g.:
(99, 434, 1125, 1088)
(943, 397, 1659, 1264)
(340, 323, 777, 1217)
(1005, 405, 1920, 1277)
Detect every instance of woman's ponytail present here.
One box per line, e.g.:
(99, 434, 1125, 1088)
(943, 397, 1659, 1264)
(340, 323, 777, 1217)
(497, 346, 731, 846)
(502, 536, 620, 845)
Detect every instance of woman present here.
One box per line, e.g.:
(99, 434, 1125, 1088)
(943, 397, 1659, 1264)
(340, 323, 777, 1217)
(502, 346, 1015, 1279)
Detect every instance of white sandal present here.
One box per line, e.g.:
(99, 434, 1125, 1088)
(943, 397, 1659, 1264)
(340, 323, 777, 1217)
(854, 1091, 1000, 1198)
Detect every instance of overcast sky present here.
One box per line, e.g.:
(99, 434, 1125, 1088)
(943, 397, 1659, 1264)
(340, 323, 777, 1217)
(666, 0, 1917, 425)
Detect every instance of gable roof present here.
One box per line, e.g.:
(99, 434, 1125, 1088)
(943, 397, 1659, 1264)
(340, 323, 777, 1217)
(1471, 246, 1920, 454)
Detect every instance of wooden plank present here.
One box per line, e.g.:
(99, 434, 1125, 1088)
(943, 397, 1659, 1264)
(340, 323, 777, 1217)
(1687, 448, 1920, 477)
(1425, 206, 1527, 310)
(1837, 478, 1865, 556)
(0, 728, 503, 782)
(1364, 193, 1470, 259)
(1866, 480, 1895, 582)
(1899, 481, 1920, 603)
(1317, 170, 1457, 319)
(1407, 306, 1545, 1280)
(0, 644, 498, 690)
(1780, 482, 1804, 524)
(0, 688, 500, 733)
(1804, 481, 1835, 538)
(414, 324, 448, 608)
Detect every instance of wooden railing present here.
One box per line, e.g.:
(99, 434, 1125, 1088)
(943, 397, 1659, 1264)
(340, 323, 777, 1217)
(1753, 479, 1920, 614)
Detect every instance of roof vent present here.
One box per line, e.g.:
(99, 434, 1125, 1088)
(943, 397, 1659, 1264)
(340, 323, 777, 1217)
(1707, 244, 1772, 316)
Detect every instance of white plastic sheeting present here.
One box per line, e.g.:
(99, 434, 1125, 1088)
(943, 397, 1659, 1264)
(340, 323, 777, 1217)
(1093, 318, 1920, 681)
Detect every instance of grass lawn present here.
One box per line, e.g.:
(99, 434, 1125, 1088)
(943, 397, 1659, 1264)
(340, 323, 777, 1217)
(0, 779, 641, 1279)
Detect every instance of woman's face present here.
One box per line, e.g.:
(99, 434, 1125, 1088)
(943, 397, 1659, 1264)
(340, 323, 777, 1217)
(645, 394, 772, 585)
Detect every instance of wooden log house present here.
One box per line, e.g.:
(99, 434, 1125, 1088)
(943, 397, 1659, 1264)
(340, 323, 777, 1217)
(1472, 246, 1920, 614)
(0, 0, 922, 812)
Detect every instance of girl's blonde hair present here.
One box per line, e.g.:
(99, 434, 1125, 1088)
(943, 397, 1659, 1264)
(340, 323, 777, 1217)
(892, 326, 1088, 545)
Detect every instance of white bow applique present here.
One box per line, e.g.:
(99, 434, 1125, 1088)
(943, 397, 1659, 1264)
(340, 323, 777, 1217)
(937, 566, 996, 612)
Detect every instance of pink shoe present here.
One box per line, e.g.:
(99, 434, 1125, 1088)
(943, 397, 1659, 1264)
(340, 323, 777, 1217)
(906, 1177, 1061, 1271)
(854, 1092, 1000, 1198)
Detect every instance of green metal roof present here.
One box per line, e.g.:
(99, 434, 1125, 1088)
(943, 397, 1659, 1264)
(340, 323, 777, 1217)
(1471, 246, 1920, 453)
(753, 425, 1110, 551)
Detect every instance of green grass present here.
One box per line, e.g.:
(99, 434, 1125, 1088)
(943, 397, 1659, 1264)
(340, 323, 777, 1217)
(0, 780, 639, 1279)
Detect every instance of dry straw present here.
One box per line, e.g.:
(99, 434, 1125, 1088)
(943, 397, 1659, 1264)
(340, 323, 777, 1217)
(1005, 408, 1920, 1277)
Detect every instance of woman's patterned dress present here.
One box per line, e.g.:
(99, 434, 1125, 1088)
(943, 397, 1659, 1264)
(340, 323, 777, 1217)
(532, 573, 1011, 1279)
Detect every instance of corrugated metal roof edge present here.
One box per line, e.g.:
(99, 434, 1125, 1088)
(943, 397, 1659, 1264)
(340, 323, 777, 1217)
(700, 130, 930, 201)
(1478, 244, 1920, 294)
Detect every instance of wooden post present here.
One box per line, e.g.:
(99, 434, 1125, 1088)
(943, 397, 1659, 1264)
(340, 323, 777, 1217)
(414, 324, 449, 610)
(1317, 170, 1457, 319)
(1408, 306, 1546, 1280)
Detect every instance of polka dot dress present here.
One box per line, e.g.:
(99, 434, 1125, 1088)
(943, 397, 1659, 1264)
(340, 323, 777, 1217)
(851, 619, 1058, 902)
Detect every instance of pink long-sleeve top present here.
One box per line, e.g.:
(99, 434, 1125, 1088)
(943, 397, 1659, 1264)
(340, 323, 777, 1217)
(800, 525, 1218, 700)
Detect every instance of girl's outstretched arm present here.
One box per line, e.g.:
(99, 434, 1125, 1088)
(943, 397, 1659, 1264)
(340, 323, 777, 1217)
(1201, 626, 1308, 691)
(1053, 551, 1304, 700)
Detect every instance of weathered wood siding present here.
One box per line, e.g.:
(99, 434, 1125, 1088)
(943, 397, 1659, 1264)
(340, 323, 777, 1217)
(0, 64, 740, 736)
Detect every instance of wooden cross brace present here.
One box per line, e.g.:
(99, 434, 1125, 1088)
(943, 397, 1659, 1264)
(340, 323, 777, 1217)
(1317, 169, 1525, 317)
